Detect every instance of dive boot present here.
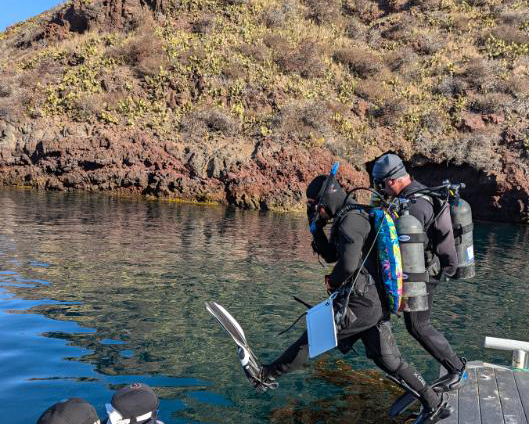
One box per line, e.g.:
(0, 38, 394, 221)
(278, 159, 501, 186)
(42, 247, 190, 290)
(413, 393, 454, 424)
(390, 358, 468, 417)
(435, 358, 468, 392)
(238, 345, 278, 393)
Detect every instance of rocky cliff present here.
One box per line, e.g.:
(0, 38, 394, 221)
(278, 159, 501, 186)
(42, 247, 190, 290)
(1, 0, 528, 221)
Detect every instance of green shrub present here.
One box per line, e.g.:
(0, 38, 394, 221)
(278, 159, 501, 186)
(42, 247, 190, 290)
(344, 17, 367, 40)
(354, 78, 391, 102)
(303, 0, 342, 26)
(370, 96, 407, 126)
(181, 107, 240, 139)
(385, 47, 417, 72)
(469, 92, 512, 115)
(192, 15, 216, 35)
(492, 25, 529, 45)
(236, 42, 268, 63)
(272, 100, 331, 144)
(342, 0, 383, 24)
(106, 31, 167, 77)
(433, 75, 467, 97)
(333, 47, 383, 78)
(0, 85, 12, 97)
(460, 58, 499, 92)
(262, 1, 297, 28)
(275, 40, 326, 78)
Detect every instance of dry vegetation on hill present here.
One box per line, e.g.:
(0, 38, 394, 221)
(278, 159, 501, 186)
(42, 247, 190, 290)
(1, 0, 529, 220)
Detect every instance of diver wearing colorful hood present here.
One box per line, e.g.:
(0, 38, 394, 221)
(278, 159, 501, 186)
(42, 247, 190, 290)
(372, 153, 466, 394)
(235, 167, 454, 424)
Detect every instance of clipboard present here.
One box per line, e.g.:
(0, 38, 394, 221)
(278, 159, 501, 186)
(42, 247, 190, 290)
(306, 294, 338, 358)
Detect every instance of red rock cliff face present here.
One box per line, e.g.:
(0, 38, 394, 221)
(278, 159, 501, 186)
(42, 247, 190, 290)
(2, 117, 527, 223)
(0, 122, 369, 211)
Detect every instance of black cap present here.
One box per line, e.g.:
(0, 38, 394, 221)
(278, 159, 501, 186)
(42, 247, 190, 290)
(372, 153, 407, 181)
(37, 398, 100, 424)
(111, 383, 159, 424)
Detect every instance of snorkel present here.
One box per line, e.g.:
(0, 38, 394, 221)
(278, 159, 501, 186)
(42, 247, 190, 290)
(309, 162, 340, 235)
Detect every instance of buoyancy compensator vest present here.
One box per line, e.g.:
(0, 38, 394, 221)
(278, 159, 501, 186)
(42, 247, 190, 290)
(331, 196, 404, 315)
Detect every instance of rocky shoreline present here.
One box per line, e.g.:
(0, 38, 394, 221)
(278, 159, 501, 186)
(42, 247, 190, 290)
(1, 118, 528, 224)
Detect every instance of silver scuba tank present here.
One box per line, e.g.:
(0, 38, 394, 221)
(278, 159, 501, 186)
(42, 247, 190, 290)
(397, 206, 429, 312)
(450, 198, 475, 279)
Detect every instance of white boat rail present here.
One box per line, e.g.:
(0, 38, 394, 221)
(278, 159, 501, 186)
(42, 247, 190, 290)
(484, 336, 529, 369)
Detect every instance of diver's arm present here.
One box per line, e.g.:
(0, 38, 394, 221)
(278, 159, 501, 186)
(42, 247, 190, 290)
(311, 228, 338, 262)
(328, 215, 368, 289)
(433, 207, 458, 277)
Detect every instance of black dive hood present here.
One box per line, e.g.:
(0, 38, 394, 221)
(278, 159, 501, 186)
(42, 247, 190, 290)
(308, 163, 346, 234)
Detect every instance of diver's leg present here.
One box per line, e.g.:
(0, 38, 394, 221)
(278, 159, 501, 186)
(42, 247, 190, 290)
(361, 321, 451, 420)
(404, 283, 465, 380)
(263, 331, 309, 378)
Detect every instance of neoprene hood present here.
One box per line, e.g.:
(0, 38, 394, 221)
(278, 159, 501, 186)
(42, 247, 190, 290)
(306, 174, 347, 217)
(372, 154, 407, 181)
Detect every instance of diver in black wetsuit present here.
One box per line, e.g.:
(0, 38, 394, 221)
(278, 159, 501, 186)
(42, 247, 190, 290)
(241, 173, 452, 424)
(371, 153, 467, 392)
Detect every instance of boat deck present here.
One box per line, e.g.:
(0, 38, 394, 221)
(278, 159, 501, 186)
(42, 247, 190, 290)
(441, 360, 529, 423)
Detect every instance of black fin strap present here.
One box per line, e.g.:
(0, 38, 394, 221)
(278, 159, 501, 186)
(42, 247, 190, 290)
(386, 374, 420, 399)
(276, 311, 307, 337)
(293, 296, 312, 309)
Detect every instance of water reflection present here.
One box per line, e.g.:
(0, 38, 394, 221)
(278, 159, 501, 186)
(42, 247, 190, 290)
(1, 188, 529, 423)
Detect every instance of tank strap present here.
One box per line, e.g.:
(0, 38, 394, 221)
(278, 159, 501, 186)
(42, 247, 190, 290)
(403, 271, 430, 283)
(398, 232, 427, 244)
(453, 222, 473, 243)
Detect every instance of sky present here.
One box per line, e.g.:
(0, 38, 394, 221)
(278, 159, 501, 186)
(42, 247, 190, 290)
(0, 0, 64, 32)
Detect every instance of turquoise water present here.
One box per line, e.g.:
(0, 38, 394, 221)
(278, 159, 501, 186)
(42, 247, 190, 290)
(1, 188, 528, 423)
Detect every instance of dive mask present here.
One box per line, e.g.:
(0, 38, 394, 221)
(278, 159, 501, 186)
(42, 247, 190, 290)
(309, 162, 340, 235)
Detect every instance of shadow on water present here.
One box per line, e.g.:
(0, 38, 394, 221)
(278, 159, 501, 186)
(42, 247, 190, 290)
(1, 188, 529, 422)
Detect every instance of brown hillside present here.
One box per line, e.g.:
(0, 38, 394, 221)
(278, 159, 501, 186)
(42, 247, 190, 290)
(0, 0, 529, 221)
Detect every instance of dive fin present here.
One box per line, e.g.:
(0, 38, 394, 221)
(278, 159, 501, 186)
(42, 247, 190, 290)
(390, 371, 468, 417)
(205, 301, 278, 393)
(205, 301, 248, 348)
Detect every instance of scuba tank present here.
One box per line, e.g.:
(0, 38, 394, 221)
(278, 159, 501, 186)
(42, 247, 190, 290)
(396, 200, 429, 312)
(448, 183, 475, 279)
(402, 180, 475, 281)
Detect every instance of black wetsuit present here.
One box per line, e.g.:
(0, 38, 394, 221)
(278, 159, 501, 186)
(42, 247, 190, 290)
(264, 200, 440, 409)
(401, 180, 464, 374)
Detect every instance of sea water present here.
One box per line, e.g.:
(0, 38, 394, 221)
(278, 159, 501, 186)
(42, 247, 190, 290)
(0, 188, 528, 423)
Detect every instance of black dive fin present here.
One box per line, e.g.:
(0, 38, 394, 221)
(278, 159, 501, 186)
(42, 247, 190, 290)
(205, 301, 248, 348)
(389, 371, 466, 417)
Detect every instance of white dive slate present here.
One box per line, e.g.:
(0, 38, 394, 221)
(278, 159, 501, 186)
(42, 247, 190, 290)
(306, 296, 338, 358)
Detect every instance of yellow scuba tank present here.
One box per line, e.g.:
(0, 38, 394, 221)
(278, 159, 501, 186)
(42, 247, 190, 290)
(396, 201, 429, 312)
